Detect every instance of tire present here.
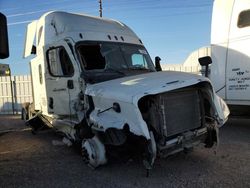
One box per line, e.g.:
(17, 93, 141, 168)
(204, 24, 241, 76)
(21, 108, 27, 120)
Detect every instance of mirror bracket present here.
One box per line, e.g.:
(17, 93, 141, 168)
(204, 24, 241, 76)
(198, 56, 212, 77)
(155, 56, 162, 72)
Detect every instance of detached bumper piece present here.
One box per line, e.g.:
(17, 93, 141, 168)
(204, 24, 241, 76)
(157, 127, 208, 157)
(26, 112, 52, 134)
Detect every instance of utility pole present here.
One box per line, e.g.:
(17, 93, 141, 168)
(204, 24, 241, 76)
(99, 0, 102, 17)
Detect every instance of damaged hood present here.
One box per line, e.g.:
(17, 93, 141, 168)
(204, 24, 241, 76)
(85, 71, 210, 104)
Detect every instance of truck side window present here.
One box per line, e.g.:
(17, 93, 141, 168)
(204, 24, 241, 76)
(77, 45, 106, 70)
(238, 9, 250, 28)
(47, 47, 74, 77)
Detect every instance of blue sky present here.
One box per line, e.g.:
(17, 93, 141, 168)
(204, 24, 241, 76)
(0, 0, 213, 75)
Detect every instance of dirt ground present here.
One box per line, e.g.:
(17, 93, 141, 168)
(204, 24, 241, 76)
(0, 115, 250, 188)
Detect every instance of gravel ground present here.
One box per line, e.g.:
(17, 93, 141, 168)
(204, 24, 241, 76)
(0, 115, 250, 188)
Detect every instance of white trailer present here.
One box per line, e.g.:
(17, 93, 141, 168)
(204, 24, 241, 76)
(22, 11, 229, 170)
(164, 0, 250, 114)
(210, 0, 250, 107)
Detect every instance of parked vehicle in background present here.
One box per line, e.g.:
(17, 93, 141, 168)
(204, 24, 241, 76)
(163, 0, 250, 115)
(22, 11, 229, 171)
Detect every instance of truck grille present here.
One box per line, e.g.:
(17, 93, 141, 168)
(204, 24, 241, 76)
(146, 89, 202, 137)
(161, 89, 201, 136)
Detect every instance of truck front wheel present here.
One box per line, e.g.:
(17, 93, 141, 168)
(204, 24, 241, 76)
(81, 136, 107, 168)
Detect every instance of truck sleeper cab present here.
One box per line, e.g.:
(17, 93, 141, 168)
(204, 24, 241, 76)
(22, 11, 229, 170)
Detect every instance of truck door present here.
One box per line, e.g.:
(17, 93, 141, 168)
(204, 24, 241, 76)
(226, 1, 250, 103)
(45, 41, 80, 115)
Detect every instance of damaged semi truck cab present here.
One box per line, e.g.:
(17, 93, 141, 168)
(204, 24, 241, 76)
(23, 11, 229, 169)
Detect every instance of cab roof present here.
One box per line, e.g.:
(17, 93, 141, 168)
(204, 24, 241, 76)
(24, 11, 142, 58)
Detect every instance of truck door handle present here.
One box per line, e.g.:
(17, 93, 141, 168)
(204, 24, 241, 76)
(53, 88, 66, 92)
(67, 80, 74, 89)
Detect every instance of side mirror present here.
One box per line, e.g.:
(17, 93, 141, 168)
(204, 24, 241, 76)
(198, 56, 212, 77)
(0, 12, 9, 59)
(155, 56, 162, 72)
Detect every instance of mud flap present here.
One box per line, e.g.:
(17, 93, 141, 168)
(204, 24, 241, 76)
(205, 122, 219, 148)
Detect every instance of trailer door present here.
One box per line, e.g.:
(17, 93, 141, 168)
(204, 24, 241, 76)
(45, 41, 79, 115)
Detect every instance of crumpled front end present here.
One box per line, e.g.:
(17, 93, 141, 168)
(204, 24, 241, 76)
(137, 81, 229, 161)
(83, 81, 229, 169)
(82, 72, 229, 170)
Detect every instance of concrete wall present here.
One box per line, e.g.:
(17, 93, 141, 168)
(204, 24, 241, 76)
(161, 64, 201, 75)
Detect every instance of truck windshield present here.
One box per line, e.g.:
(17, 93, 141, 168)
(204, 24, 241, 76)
(76, 42, 156, 73)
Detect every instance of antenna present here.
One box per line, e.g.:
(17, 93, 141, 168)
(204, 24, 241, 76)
(99, 0, 102, 17)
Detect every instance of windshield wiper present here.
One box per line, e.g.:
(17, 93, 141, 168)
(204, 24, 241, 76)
(129, 66, 148, 70)
(105, 68, 126, 75)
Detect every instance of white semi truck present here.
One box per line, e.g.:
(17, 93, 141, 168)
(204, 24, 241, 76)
(210, 0, 250, 114)
(163, 0, 250, 115)
(22, 11, 229, 170)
